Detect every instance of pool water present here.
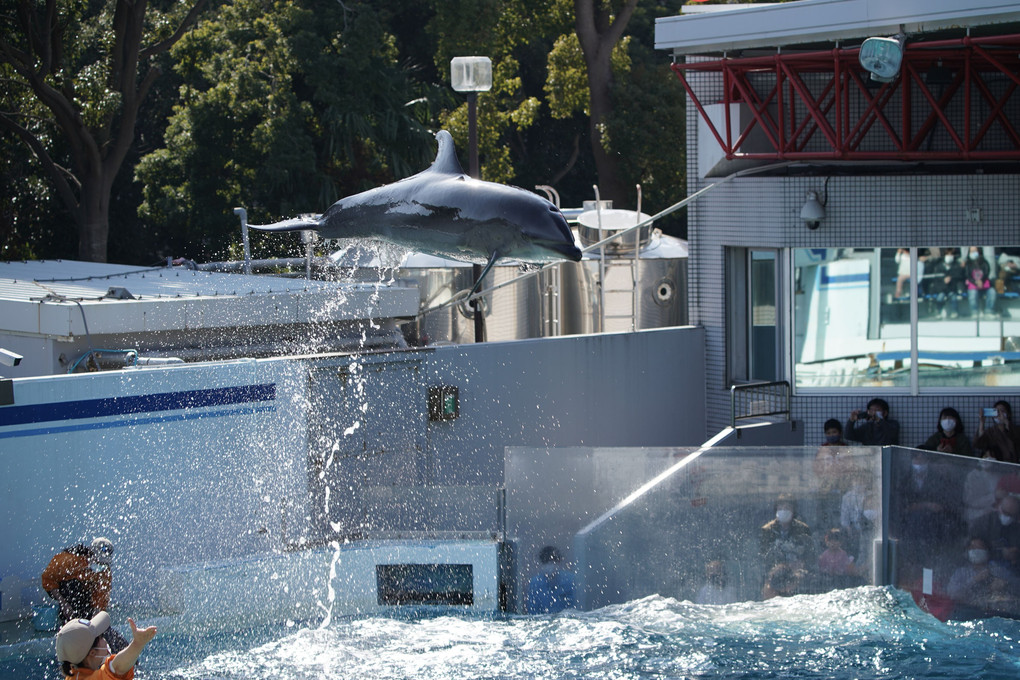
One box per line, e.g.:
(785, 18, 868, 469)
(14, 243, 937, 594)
(5, 587, 1019, 679)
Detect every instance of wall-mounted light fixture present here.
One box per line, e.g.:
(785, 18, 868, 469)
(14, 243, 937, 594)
(859, 35, 905, 83)
(801, 190, 826, 230)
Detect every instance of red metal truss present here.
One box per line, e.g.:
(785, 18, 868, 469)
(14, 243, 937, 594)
(670, 33, 1020, 162)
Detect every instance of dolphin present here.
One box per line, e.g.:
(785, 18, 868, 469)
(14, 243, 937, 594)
(250, 130, 582, 292)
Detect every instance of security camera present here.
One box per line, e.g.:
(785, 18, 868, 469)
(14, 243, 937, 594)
(0, 348, 23, 367)
(801, 190, 826, 230)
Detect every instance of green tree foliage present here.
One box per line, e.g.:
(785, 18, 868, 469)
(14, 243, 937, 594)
(4, 0, 690, 263)
(136, 0, 443, 260)
(0, 0, 208, 261)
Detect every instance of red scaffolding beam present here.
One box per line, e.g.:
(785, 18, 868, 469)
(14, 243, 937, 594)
(671, 33, 1020, 163)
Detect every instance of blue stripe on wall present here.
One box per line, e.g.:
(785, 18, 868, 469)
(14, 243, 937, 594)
(819, 270, 870, 285)
(0, 384, 276, 427)
(0, 404, 276, 440)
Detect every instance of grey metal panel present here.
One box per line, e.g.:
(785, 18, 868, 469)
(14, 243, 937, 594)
(0, 260, 420, 339)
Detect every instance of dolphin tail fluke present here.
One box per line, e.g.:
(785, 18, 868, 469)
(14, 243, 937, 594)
(249, 217, 321, 232)
(469, 251, 502, 297)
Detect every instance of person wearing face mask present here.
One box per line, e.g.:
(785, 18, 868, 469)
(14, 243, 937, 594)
(846, 398, 900, 446)
(964, 246, 997, 318)
(975, 400, 1020, 464)
(946, 536, 1020, 619)
(970, 494, 1020, 562)
(926, 247, 965, 319)
(760, 495, 815, 573)
(820, 419, 848, 447)
(919, 407, 973, 457)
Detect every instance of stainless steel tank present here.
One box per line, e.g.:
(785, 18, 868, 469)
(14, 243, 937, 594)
(328, 222, 687, 344)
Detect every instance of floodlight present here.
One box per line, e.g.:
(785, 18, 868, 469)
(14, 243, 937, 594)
(451, 57, 492, 93)
(859, 36, 905, 83)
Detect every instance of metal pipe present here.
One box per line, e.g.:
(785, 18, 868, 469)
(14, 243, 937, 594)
(234, 208, 253, 275)
(593, 185, 606, 333)
(417, 161, 793, 319)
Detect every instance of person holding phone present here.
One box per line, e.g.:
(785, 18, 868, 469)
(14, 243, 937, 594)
(846, 398, 900, 446)
(976, 401, 1020, 464)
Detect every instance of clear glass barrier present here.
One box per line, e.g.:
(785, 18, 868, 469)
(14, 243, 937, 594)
(320, 485, 503, 537)
(888, 448, 1020, 620)
(508, 446, 882, 611)
(505, 447, 689, 612)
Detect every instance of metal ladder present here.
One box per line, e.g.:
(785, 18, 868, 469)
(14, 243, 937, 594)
(593, 186, 643, 333)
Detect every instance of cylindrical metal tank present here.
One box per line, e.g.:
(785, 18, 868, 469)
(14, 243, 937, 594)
(328, 226, 687, 344)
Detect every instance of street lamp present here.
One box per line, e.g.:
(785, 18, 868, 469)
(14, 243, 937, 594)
(451, 56, 492, 179)
(451, 56, 492, 342)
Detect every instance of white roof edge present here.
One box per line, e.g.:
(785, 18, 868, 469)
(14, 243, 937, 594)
(655, 0, 1020, 54)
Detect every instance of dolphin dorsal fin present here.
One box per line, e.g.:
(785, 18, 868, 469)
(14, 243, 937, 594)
(428, 130, 467, 176)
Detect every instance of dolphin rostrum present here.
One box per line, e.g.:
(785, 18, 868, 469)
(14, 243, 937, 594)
(250, 130, 582, 292)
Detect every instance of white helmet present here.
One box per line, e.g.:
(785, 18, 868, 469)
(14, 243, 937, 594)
(91, 537, 114, 565)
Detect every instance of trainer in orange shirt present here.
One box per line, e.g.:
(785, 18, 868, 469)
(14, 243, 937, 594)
(41, 538, 114, 623)
(55, 611, 156, 680)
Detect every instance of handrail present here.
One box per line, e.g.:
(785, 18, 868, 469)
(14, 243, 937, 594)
(730, 380, 792, 427)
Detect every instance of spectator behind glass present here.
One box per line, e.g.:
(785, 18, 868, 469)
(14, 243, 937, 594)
(963, 454, 1003, 533)
(694, 560, 739, 605)
(964, 247, 997, 318)
(818, 528, 855, 576)
(846, 398, 900, 446)
(760, 495, 815, 572)
(970, 494, 1020, 564)
(525, 546, 576, 614)
(893, 449, 962, 567)
(919, 407, 973, 457)
(946, 536, 1020, 620)
(976, 400, 1020, 464)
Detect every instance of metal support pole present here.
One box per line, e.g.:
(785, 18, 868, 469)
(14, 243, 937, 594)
(468, 91, 484, 343)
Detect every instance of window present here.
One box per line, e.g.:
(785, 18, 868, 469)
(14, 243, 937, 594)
(728, 248, 781, 383)
(793, 246, 1020, 390)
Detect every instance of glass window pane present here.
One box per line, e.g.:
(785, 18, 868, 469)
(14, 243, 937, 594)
(750, 251, 777, 381)
(794, 248, 910, 388)
(917, 246, 1019, 388)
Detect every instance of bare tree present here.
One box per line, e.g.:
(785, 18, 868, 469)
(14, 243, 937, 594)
(0, 0, 207, 262)
(574, 0, 638, 206)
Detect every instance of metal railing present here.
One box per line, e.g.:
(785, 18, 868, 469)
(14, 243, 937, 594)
(730, 380, 791, 427)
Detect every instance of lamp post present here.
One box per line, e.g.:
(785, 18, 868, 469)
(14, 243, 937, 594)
(451, 56, 492, 342)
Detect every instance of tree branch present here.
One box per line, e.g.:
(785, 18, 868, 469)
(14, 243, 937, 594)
(140, 0, 209, 60)
(0, 113, 80, 215)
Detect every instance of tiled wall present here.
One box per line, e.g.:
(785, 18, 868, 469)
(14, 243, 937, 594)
(682, 67, 1020, 443)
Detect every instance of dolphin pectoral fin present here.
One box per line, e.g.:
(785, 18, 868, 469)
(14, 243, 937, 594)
(469, 251, 502, 297)
(249, 217, 321, 232)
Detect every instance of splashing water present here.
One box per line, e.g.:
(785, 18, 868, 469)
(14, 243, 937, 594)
(6, 587, 1019, 679)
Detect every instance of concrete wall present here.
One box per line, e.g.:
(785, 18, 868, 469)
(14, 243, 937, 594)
(0, 359, 310, 621)
(0, 326, 706, 622)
